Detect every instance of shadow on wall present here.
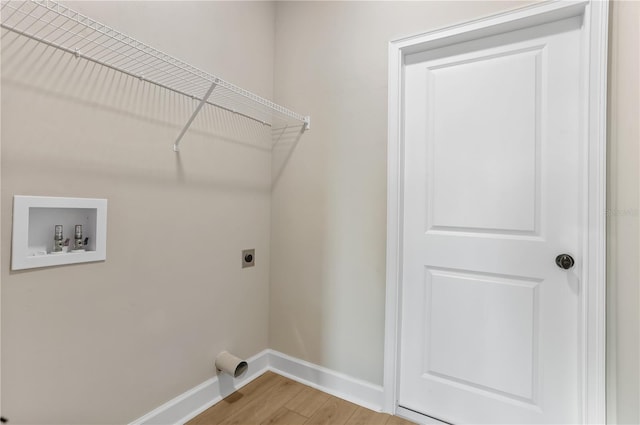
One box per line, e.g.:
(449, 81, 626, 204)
(271, 124, 306, 186)
(1, 31, 305, 189)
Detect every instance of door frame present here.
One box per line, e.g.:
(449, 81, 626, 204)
(383, 1, 609, 422)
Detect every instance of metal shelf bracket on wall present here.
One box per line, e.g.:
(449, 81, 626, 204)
(1, 0, 311, 151)
(173, 81, 218, 152)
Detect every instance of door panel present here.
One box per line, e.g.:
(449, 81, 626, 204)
(424, 268, 539, 401)
(399, 15, 583, 424)
(428, 48, 540, 234)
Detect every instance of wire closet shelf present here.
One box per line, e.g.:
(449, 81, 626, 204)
(0, 0, 310, 151)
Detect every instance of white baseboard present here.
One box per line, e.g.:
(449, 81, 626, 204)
(130, 350, 270, 425)
(129, 349, 385, 425)
(267, 350, 384, 412)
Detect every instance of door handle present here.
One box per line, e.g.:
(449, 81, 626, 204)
(555, 254, 575, 270)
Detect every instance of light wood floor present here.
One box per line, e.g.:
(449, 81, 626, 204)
(186, 371, 416, 425)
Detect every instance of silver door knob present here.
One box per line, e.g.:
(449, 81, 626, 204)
(555, 254, 575, 270)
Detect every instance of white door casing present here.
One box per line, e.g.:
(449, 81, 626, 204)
(384, 1, 608, 424)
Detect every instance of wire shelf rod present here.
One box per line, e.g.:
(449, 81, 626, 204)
(1, 23, 267, 125)
(1, 0, 310, 131)
(1, 1, 32, 29)
(3, 6, 208, 94)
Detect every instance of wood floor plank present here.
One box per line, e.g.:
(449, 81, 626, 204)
(285, 386, 331, 418)
(303, 397, 359, 425)
(344, 406, 391, 425)
(386, 415, 418, 425)
(260, 407, 308, 425)
(221, 376, 304, 425)
(186, 372, 282, 425)
(187, 372, 416, 425)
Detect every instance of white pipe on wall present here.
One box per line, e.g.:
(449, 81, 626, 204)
(215, 351, 248, 378)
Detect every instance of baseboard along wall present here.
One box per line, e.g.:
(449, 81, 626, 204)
(129, 349, 385, 425)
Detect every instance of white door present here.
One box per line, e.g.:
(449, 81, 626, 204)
(399, 14, 587, 425)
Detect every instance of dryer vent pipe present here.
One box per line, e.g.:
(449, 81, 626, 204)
(215, 351, 248, 378)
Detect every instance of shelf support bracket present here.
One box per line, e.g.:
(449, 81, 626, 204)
(303, 116, 311, 132)
(173, 81, 218, 152)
